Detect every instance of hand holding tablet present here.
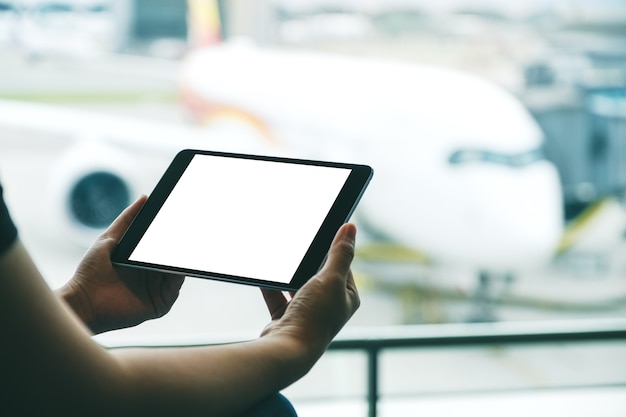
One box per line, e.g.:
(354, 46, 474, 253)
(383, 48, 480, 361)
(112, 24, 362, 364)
(112, 149, 373, 291)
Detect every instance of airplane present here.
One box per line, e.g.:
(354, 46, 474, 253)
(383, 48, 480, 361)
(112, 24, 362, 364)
(178, 40, 565, 274)
(4, 41, 566, 274)
(176, 0, 626, 312)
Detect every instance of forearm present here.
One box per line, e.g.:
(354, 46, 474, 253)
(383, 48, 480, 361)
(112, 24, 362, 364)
(111, 334, 317, 417)
(3, 220, 358, 416)
(1, 241, 127, 416)
(2, 241, 317, 417)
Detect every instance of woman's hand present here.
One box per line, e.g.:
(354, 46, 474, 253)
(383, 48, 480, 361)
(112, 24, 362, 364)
(58, 195, 185, 334)
(260, 223, 360, 364)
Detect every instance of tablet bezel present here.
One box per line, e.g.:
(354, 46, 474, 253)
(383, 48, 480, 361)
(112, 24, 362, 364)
(111, 149, 373, 291)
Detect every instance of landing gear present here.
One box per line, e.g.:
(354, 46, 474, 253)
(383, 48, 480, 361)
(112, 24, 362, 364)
(467, 270, 514, 322)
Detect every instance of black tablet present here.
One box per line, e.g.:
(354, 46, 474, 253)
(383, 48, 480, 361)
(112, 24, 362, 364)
(112, 149, 373, 291)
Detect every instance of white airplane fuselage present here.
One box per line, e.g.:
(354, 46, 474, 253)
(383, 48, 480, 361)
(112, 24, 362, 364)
(179, 42, 564, 271)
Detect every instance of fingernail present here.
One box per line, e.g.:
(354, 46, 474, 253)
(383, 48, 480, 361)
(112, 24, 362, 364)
(343, 223, 356, 243)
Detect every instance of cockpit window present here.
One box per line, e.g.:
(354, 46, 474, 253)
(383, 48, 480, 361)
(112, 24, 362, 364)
(448, 147, 545, 167)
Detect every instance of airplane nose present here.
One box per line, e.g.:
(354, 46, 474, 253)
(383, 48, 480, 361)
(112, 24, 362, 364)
(356, 158, 564, 272)
(451, 162, 564, 269)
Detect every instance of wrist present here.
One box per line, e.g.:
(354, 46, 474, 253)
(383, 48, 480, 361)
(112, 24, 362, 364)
(255, 334, 319, 389)
(263, 329, 329, 380)
(57, 281, 96, 333)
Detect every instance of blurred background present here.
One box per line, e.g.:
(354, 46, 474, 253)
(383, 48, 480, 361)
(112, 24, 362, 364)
(1, 0, 626, 415)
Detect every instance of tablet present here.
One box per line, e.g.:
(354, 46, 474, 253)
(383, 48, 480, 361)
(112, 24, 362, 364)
(112, 149, 373, 291)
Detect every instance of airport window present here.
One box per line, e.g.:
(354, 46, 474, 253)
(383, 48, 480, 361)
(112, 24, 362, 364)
(131, 0, 188, 40)
(448, 148, 545, 167)
(1, 1, 625, 415)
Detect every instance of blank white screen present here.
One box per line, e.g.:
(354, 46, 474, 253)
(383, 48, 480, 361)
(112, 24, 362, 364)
(129, 154, 351, 284)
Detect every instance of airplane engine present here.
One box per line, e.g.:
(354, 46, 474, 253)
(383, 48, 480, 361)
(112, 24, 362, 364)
(47, 141, 142, 247)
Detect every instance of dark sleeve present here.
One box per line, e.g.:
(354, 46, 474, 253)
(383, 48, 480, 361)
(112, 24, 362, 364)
(0, 183, 18, 255)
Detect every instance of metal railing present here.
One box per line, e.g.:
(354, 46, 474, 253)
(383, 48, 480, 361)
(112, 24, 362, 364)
(328, 318, 626, 417)
(101, 317, 626, 417)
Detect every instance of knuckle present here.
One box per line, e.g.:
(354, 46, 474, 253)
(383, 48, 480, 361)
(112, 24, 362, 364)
(336, 240, 355, 262)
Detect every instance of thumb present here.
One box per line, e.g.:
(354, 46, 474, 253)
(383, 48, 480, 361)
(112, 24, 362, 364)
(101, 194, 148, 241)
(319, 223, 356, 279)
(162, 276, 185, 305)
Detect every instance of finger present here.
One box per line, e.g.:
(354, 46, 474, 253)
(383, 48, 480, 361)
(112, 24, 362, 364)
(319, 223, 356, 281)
(261, 289, 288, 320)
(101, 194, 148, 241)
(163, 275, 185, 297)
(160, 276, 185, 311)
